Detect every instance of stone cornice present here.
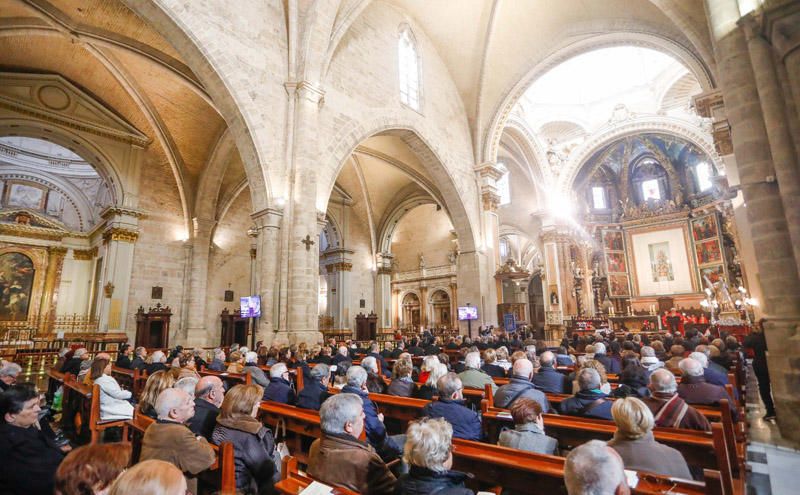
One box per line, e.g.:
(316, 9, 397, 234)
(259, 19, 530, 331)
(102, 227, 139, 243)
(250, 207, 283, 230)
(759, 1, 800, 60)
(72, 247, 98, 260)
(100, 206, 147, 220)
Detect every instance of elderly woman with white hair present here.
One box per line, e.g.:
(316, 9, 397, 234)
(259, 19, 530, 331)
(145, 350, 168, 375)
(608, 397, 692, 479)
(414, 362, 448, 400)
(394, 417, 473, 495)
(361, 355, 387, 394)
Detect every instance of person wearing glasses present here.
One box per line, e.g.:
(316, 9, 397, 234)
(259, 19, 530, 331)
(262, 362, 296, 405)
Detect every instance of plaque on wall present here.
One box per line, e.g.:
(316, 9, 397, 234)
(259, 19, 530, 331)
(151, 286, 163, 299)
(224, 290, 234, 302)
(360, 299, 366, 308)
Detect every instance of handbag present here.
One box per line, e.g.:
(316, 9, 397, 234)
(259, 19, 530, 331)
(271, 418, 290, 481)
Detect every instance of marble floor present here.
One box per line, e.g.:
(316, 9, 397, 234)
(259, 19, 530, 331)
(745, 364, 797, 495)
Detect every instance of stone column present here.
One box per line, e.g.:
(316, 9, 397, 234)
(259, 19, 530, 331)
(326, 259, 353, 330)
(419, 285, 429, 328)
(98, 207, 143, 335)
(375, 252, 394, 329)
(760, 2, 800, 121)
(38, 246, 67, 330)
(541, 227, 576, 327)
(449, 281, 458, 329)
(706, 0, 800, 442)
(183, 218, 215, 347)
(473, 162, 504, 328)
(252, 207, 283, 343)
(392, 287, 401, 329)
(742, 14, 800, 274)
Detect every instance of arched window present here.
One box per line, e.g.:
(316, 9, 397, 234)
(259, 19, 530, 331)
(497, 163, 511, 206)
(398, 25, 421, 110)
(694, 162, 714, 193)
(499, 237, 509, 260)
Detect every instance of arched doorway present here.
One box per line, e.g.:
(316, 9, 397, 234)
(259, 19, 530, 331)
(429, 290, 451, 329)
(402, 292, 421, 330)
(528, 274, 545, 332)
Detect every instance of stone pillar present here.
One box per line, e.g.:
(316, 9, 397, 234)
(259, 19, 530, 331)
(706, 0, 800, 442)
(741, 14, 800, 275)
(252, 207, 283, 344)
(183, 218, 215, 347)
(97, 207, 143, 335)
(392, 287, 401, 329)
(375, 252, 393, 329)
(419, 285, 429, 328)
(473, 162, 504, 328)
(541, 227, 576, 327)
(38, 246, 67, 329)
(326, 259, 353, 330)
(760, 2, 800, 120)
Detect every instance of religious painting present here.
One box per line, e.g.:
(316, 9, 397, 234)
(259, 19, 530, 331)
(691, 215, 718, 241)
(609, 274, 630, 297)
(603, 231, 624, 251)
(695, 239, 722, 265)
(606, 252, 627, 273)
(648, 242, 674, 282)
(700, 264, 725, 284)
(0, 252, 35, 321)
(6, 182, 46, 210)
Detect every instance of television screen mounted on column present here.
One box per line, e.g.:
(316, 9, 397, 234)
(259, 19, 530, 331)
(240, 296, 261, 318)
(458, 306, 478, 320)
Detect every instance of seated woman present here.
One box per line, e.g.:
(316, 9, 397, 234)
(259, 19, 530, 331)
(480, 348, 506, 378)
(109, 460, 187, 495)
(90, 358, 134, 421)
(555, 346, 575, 367)
(498, 398, 557, 455)
(138, 370, 176, 419)
(176, 351, 200, 380)
(612, 358, 650, 398)
(227, 351, 245, 374)
(212, 384, 278, 494)
(608, 397, 692, 479)
(414, 362, 448, 400)
(394, 417, 473, 495)
(494, 346, 512, 373)
(55, 443, 131, 495)
(387, 359, 417, 397)
(418, 355, 440, 385)
(361, 356, 387, 394)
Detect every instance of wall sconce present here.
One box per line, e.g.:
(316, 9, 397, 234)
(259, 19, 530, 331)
(104, 282, 115, 298)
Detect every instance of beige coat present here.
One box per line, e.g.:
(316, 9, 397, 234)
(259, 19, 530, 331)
(141, 420, 216, 493)
(307, 432, 396, 494)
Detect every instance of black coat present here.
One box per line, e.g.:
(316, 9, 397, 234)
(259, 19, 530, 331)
(414, 384, 437, 401)
(263, 377, 296, 405)
(422, 398, 482, 441)
(115, 354, 133, 369)
(532, 365, 568, 394)
(146, 362, 167, 375)
(131, 357, 147, 370)
(188, 398, 220, 441)
(61, 357, 83, 376)
(559, 390, 614, 420)
(0, 423, 65, 495)
(481, 363, 506, 378)
(212, 422, 276, 494)
(395, 466, 473, 495)
(296, 380, 329, 411)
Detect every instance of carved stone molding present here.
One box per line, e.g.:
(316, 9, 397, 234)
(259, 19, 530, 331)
(102, 227, 139, 243)
(481, 189, 500, 212)
(712, 121, 733, 155)
(326, 262, 353, 273)
(100, 206, 147, 220)
(73, 247, 98, 260)
(693, 90, 724, 119)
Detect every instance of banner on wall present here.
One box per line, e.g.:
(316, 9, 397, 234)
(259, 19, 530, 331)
(503, 312, 516, 332)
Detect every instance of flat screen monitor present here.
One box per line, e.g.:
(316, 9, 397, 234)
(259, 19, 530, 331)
(458, 306, 478, 321)
(240, 295, 261, 318)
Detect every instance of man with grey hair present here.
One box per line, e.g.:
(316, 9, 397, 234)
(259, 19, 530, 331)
(422, 372, 482, 440)
(342, 365, 402, 459)
(297, 363, 330, 410)
(593, 342, 621, 374)
(559, 368, 613, 420)
(130, 346, 148, 370)
(207, 348, 226, 371)
(564, 440, 630, 495)
(690, 349, 730, 389)
(262, 362, 296, 404)
(495, 358, 551, 412)
(0, 362, 22, 392)
(458, 351, 497, 393)
(333, 345, 352, 365)
(533, 351, 568, 393)
(188, 375, 225, 440)
(307, 393, 396, 493)
(146, 350, 168, 374)
(639, 346, 664, 375)
(677, 357, 736, 419)
(641, 369, 710, 431)
(242, 351, 268, 387)
(141, 388, 215, 493)
(174, 376, 199, 399)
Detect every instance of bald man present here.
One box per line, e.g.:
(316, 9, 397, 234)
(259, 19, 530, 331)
(187, 375, 225, 440)
(494, 358, 551, 412)
(533, 351, 568, 393)
(141, 388, 215, 494)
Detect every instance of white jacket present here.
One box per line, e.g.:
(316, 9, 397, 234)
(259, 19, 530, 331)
(94, 374, 134, 420)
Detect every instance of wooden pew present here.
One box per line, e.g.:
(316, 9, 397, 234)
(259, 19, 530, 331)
(60, 374, 129, 444)
(275, 456, 358, 495)
(111, 366, 147, 398)
(259, 402, 724, 495)
(198, 368, 252, 389)
(128, 410, 237, 495)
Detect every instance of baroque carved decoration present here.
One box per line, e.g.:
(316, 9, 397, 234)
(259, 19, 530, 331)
(481, 189, 500, 212)
(72, 247, 98, 260)
(102, 227, 139, 243)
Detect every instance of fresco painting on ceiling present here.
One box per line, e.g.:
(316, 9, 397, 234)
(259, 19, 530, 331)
(609, 274, 630, 297)
(604, 231, 624, 251)
(649, 242, 674, 282)
(691, 215, 718, 241)
(695, 239, 722, 265)
(0, 252, 35, 321)
(7, 183, 46, 210)
(606, 252, 627, 273)
(700, 265, 725, 284)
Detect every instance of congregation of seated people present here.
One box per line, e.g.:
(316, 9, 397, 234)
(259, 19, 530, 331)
(0, 325, 745, 494)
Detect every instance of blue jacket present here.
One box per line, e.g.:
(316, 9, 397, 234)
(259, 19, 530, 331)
(559, 390, 614, 420)
(207, 359, 226, 371)
(532, 366, 568, 394)
(494, 376, 552, 412)
(296, 380, 329, 411)
(594, 354, 621, 374)
(367, 352, 392, 377)
(422, 398, 482, 441)
(342, 385, 386, 447)
(263, 377, 296, 405)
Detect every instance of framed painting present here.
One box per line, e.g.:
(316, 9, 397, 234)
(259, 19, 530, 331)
(6, 182, 46, 210)
(630, 227, 694, 296)
(606, 252, 627, 273)
(691, 215, 718, 241)
(603, 231, 624, 251)
(0, 252, 35, 321)
(699, 264, 725, 284)
(695, 239, 722, 265)
(608, 274, 630, 297)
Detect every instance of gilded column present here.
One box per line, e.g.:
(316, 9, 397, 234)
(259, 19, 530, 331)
(38, 246, 67, 330)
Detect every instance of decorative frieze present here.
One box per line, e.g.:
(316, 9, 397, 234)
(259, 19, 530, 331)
(102, 227, 139, 243)
(326, 262, 353, 273)
(72, 247, 98, 260)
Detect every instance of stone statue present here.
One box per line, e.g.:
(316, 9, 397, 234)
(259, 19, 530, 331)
(418, 253, 426, 269)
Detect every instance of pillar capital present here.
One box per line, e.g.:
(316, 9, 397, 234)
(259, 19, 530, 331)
(102, 227, 139, 243)
(251, 207, 284, 230)
(481, 189, 501, 212)
(473, 161, 505, 181)
(285, 81, 325, 106)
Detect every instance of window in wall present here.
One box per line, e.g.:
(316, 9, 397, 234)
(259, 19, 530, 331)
(497, 164, 511, 206)
(499, 238, 509, 260)
(695, 162, 713, 192)
(398, 26, 421, 110)
(591, 186, 607, 209)
(641, 179, 661, 200)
